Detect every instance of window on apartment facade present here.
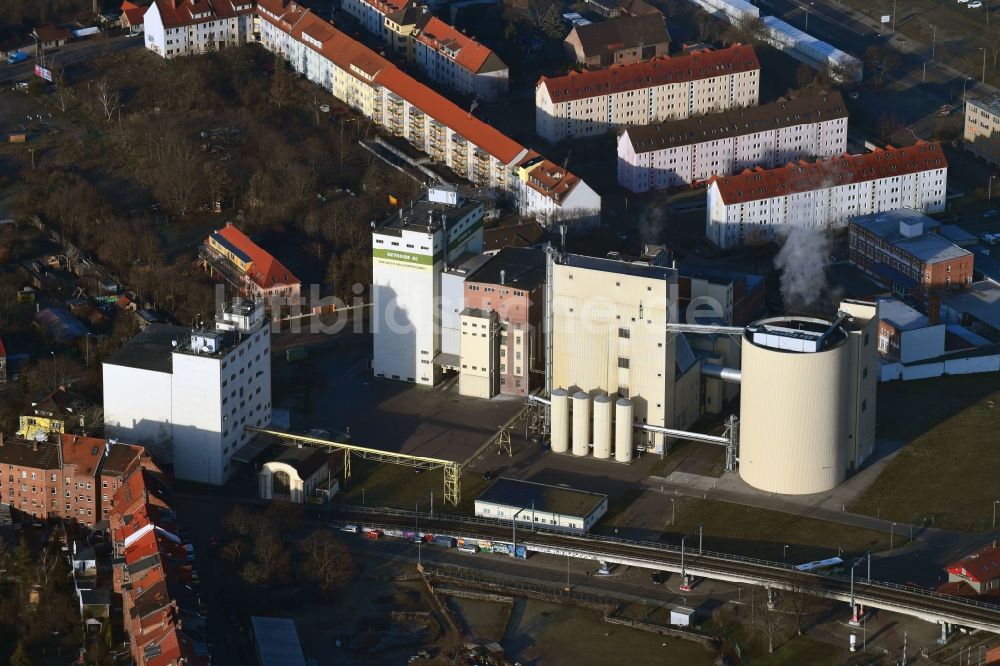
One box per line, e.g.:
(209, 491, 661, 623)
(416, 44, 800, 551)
(618, 357, 629, 369)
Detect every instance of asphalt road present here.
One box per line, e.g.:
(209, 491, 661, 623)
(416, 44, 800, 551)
(0, 33, 142, 84)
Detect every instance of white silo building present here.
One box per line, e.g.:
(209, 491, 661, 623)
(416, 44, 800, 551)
(739, 304, 878, 495)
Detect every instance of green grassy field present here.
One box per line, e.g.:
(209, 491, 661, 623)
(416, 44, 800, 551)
(852, 374, 1000, 530)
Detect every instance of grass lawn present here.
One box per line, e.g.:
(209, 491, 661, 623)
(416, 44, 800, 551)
(664, 498, 894, 562)
(727, 625, 845, 666)
(851, 374, 1000, 530)
(338, 457, 491, 515)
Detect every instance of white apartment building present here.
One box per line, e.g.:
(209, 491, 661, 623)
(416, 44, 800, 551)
(536, 44, 761, 142)
(372, 185, 485, 386)
(618, 90, 848, 192)
(341, 0, 407, 40)
(412, 16, 508, 100)
(103, 301, 272, 486)
(551, 253, 701, 454)
(145, 0, 597, 221)
(707, 142, 949, 249)
(964, 96, 1000, 167)
(514, 154, 602, 228)
(143, 0, 253, 59)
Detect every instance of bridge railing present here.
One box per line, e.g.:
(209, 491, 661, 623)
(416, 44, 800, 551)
(332, 504, 1000, 614)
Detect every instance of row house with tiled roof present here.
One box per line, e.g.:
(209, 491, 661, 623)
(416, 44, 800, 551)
(706, 142, 949, 249)
(0, 433, 130, 527)
(342, 0, 408, 39)
(536, 45, 761, 142)
(108, 452, 208, 666)
(144, 0, 254, 59)
(145, 0, 596, 224)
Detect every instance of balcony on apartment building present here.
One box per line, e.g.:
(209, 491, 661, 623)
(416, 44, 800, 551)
(198, 244, 253, 297)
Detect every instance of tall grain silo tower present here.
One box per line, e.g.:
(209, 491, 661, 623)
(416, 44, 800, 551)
(739, 315, 854, 495)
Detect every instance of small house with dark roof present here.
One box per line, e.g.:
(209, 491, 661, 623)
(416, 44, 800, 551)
(564, 15, 670, 68)
(32, 25, 73, 50)
(258, 445, 335, 504)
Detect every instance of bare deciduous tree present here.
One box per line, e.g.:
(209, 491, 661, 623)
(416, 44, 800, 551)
(750, 588, 787, 654)
(298, 530, 356, 595)
(95, 77, 120, 122)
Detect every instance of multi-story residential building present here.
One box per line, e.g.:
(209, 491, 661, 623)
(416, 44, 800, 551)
(536, 44, 760, 142)
(460, 248, 546, 398)
(563, 15, 669, 68)
(143, 0, 254, 59)
(849, 208, 973, 304)
(0, 433, 113, 527)
(103, 299, 271, 486)
(18, 386, 89, 439)
(147, 0, 597, 222)
(98, 442, 147, 523)
(372, 184, 485, 386)
(202, 222, 301, 302)
(551, 253, 702, 454)
(707, 142, 949, 249)
(513, 153, 602, 227)
(963, 96, 1000, 166)
(341, 0, 408, 40)
(413, 16, 508, 100)
(618, 90, 848, 192)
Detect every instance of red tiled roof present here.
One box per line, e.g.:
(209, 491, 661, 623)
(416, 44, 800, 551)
(149, 0, 253, 30)
(356, 0, 410, 15)
(414, 16, 498, 74)
(710, 142, 948, 205)
(947, 546, 1000, 584)
(59, 434, 105, 477)
(121, 0, 146, 26)
(212, 223, 300, 290)
(538, 44, 759, 103)
(518, 152, 582, 203)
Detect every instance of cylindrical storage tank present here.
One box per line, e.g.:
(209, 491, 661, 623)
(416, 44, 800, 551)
(571, 391, 590, 457)
(550, 389, 570, 454)
(614, 398, 633, 463)
(592, 394, 612, 459)
(740, 317, 851, 495)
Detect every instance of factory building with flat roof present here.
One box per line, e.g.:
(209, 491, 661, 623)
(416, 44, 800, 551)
(475, 477, 608, 533)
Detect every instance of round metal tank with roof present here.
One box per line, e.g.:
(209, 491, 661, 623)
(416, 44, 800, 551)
(614, 398, 633, 463)
(572, 391, 590, 456)
(592, 394, 612, 459)
(739, 316, 851, 495)
(550, 389, 570, 454)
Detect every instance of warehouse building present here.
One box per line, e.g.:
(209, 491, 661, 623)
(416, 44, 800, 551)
(474, 477, 608, 534)
(707, 143, 948, 249)
(372, 184, 485, 386)
(103, 300, 271, 486)
(739, 301, 878, 495)
(618, 90, 848, 192)
(535, 44, 760, 142)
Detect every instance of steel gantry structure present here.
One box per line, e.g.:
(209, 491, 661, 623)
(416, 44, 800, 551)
(246, 427, 465, 506)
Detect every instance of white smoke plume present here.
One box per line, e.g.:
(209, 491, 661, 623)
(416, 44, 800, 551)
(774, 226, 832, 312)
(638, 203, 666, 246)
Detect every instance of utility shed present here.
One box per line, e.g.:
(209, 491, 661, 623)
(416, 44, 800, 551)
(474, 477, 607, 534)
(250, 616, 306, 666)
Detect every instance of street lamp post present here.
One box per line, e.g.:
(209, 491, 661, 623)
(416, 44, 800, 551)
(890, 522, 897, 549)
(679, 535, 690, 591)
(993, 499, 999, 528)
(983, 47, 988, 84)
(963, 77, 972, 101)
(669, 498, 675, 526)
(361, 488, 365, 507)
(931, 24, 936, 61)
(990, 176, 998, 202)
(892, 0, 897, 31)
(848, 557, 865, 625)
(783, 545, 788, 563)
(430, 491, 433, 516)
(804, 1, 815, 32)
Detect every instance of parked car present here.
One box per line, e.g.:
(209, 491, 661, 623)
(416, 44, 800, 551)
(481, 469, 495, 481)
(7, 51, 28, 64)
(340, 524, 360, 533)
(595, 563, 616, 576)
(651, 571, 668, 585)
(970, 1, 983, 7)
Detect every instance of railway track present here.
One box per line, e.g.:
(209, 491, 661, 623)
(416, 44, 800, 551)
(332, 507, 1000, 633)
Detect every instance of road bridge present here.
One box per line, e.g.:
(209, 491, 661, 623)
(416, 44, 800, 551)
(333, 506, 1000, 635)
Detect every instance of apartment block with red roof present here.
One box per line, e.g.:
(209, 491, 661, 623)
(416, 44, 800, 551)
(342, 0, 410, 39)
(143, 0, 254, 59)
(536, 45, 761, 142)
(706, 143, 949, 250)
(412, 16, 508, 100)
(203, 222, 301, 301)
(147, 0, 598, 222)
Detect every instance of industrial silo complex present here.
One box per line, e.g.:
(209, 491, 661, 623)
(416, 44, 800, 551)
(738, 306, 878, 495)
